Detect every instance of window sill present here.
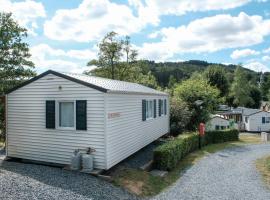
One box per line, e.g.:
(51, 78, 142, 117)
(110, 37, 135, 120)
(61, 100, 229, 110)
(57, 127, 76, 131)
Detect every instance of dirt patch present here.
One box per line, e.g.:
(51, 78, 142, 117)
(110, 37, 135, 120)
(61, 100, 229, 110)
(123, 180, 144, 195)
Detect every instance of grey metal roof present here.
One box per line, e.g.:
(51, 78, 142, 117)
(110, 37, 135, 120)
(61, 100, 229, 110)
(61, 71, 168, 96)
(60, 72, 167, 95)
(6, 70, 167, 95)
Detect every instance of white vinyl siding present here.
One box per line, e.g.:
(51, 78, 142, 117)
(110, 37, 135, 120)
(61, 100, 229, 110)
(244, 112, 270, 132)
(105, 94, 169, 169)
(6, 74, 106, 169)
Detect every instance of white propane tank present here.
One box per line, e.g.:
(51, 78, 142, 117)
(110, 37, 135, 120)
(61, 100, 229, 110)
(70, 151, 81, 170)
(82, 154, 94, 172)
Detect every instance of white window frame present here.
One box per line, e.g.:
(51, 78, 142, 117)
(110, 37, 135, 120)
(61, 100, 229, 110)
(160, 99, 164, 116)
(56, 100, 76, 130)
(146, 100, 154, 120)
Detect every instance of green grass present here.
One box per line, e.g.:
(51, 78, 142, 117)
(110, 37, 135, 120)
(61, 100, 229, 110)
(112, 134, 261, 197)
(256, 155, 270, 189)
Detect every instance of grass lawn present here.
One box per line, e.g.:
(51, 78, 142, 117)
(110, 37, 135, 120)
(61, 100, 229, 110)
(112, 133, 262, 197)
(256, 155, 270, 189)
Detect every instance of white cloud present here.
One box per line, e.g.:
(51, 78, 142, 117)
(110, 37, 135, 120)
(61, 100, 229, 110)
(262, 55, 270, 61)
(30, 44, 96, 73)
(44, 0, 156, 42)
(0, 0, 46, 35)
(139, 12, 270, 60)
(263, 47, 270, 53)
(243, 61, 269, 72)
(129, 0, 250, 21)
(230, 49, 260, 59)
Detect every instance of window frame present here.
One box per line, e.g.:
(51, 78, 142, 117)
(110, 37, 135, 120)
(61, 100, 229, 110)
(146, 100, 155, 120)
(56, 100, 76, 130)
(266, 117, 270, 124)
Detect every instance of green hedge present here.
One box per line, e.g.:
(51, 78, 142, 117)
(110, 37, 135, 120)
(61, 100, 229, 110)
(202, 129, 239, 145)
(153, 133, 199, 171)
(153, 129, 239, 171)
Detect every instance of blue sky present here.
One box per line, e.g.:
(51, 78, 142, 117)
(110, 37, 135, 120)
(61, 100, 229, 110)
(1, 0, 270, 73)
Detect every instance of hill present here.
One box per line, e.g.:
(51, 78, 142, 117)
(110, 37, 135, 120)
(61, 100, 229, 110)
(142, 60, 260, 87)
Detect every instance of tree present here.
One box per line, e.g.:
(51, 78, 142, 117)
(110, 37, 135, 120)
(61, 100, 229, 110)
(0, 12, 35, 140)
(87, 32, 138, 80)
(170, 98, 191, 135)
(247, 85, 262, 108)
(168, 75, 177, 89)
(174, 78, 220, 130)
(229, 66, 253, 107)
(203, 65, 229, 96)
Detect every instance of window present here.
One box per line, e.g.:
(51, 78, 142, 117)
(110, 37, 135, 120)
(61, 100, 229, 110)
(215, 125, 220, 130)
(59, 101, 75, 128)
(262, 117, 265, 124)
(266, 117, 270, 123)
(146, 100, 154, 119)
(245, 117, 248, 123)
(160, 100, 164, 115)
(159, 99, 167, 116)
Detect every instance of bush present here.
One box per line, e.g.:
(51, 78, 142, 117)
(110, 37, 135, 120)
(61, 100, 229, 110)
(170, 99, 191, 136)
(153, 129, 239, 171)
(153, 133, 199, 171)
(202, 129, 239, 145)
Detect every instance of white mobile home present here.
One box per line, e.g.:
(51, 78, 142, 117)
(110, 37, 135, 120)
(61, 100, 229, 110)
(206, 116, 230, 131)
(243, 111, 270, 132)
(5, 70, 169, 169)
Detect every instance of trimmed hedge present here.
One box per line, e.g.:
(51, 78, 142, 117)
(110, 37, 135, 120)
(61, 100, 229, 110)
(202, 129, 239, 145)
(153, 133, 199, 171)
(153, 129, 239, 171)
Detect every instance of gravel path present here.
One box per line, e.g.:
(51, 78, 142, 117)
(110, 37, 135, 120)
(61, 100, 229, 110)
(1, 143, 270, 200)
(0, 159, 139, 200)
(152, 143, 270, 200)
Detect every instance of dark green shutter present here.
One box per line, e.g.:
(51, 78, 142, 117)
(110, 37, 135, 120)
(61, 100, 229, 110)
(158, 99, 161, 116)
(142, 100, 146, 121)
(154, 99, 157, 118)
(164, 99, 167, 115)
(262, 117, 265, 124)
(46, 100, 55, 129)
(76, 100, 87, 130)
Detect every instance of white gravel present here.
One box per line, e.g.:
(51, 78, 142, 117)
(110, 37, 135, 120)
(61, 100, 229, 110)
(1, 143, 270, 200)
(152, 143, 270, 200)
(0, 160, 139, 200)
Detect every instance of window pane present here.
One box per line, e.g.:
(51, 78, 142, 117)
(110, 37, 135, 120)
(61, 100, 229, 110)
(59, 102, 74, 127)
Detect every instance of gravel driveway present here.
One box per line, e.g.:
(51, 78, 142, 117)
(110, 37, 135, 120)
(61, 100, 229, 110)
(1, 143, 270, 200)
(0, 157, 139, 200)
(152, 143, 270, 200)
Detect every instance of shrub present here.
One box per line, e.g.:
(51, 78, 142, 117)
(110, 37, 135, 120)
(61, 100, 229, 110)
(153, 133, 199, 171)
(203, 129, 239, 145)
(170, 99, 191, 136)
(153, 129, 239, 171)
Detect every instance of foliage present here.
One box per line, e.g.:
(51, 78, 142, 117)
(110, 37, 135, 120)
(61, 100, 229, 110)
(202, 129, 239, 145)
(153, 129, 239, 171)
(153, 133, 199, 171)
(229, 66, 253, 107)
(86, 32, 158, 88)
(247, 85, 262, 109)
(174, 78, 220, 130)
(0, 12, 35, 140)
(170, 98, 191, 135)
(203, 65, 229, 96)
